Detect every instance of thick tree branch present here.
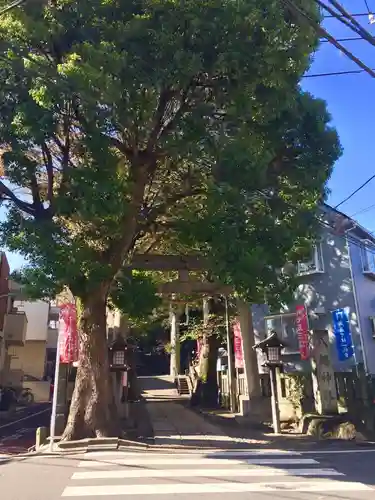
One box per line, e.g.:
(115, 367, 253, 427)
(61, 105, 71, 189)
(0, 181, 35, 215)
(140, 187, 205, 232)
(30, 172, 42, 208)
(42, 142, 54, 206)
(147, 88, 174, 151)
(147, 83, 192, 152)
(105, 162, 150, 275)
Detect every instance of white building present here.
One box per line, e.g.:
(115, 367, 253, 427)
(8, 300, 50, 383)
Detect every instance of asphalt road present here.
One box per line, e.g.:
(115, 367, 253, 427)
(0, 402, 51, 454)
(1, 446, 375, 500)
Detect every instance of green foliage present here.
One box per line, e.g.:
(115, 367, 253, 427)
(181, 314, 226, 343)
(110, 270, 161, 321)
(285, 374, 307, 416)
(175, 92, 342, 307)
(0, 0, 339, 316)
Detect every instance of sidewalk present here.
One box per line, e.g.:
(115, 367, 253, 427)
(139, 376, 270, 449)
(140, 376, 375, 452)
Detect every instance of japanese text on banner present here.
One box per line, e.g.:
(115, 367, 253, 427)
(233, 320, 244, 369)
(59, 302, 79, 364)
(332, 308, 354, 362)
(295, 305, 309, 360)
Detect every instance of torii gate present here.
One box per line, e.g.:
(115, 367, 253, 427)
(130, 254, 231, 376)
(129, 254, 260, 410)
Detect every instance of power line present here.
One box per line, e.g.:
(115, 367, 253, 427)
(318, 0, 375, 49)
(304, 68, 373, 78)
(283, 0, 375, 78)
(320, 36, 366, 42)
(350, 202, 375, 218)
(324, 12, 371, 18)
(0, 0, 26, 16)
(334, 174, 375, 209)
(364, 0, 373, 14)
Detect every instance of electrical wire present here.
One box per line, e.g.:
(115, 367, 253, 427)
(0, 0, 26, 16)
(316, 0, 375, 47)
(320, 37, 365, 42)
(325, 0, 375, 47)
(334, 174, 375, 209)
(350, 202, 375, 218)
(364, 0, 373, 14)
(304, 68, 374, 78)
(283, 0, 375, 78)
(324, 13, 372, 18)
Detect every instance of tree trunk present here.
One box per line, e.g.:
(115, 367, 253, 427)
(192, 333, 220, 408)
(61, 293, 119, 441)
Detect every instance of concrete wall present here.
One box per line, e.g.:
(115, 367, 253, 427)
(259, 225, 362, 374)
(10, 340, 46, 380)
(22, 380, 50, 402)
(348, 238, 375, 374)
(46, 327, 58, 349)
(15, 300, 49, 341)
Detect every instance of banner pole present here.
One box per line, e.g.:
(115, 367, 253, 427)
(49, 329, 61, 452)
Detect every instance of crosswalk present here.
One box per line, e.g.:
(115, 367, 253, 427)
(61, 448, 373, 497)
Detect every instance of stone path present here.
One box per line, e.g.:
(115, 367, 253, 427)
(139, 376, 268, 448)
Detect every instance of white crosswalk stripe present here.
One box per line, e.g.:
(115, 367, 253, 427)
(61, 449, 373, 497)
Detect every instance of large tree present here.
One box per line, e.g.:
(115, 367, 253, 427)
(0, 0, 340, 439)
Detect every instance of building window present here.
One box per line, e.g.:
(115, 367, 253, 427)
(361, 240, 375, 276)
(297, 244, 324, 275)
(264, 313, 300, 354)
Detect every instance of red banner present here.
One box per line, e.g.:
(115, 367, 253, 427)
(296, 305, 309, 360)
(196, 338, 202, 360)
(233, 320, 244, 369)
(58, 303, 79, 364)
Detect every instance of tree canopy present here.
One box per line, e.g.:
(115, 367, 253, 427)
(0, 0, 332, 302)
(0, 0, 341, 438)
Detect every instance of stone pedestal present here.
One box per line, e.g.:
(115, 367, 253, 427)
(310, 329, 338, 414)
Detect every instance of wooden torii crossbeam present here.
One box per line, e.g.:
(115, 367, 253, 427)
(130, 254, 233, 296)
(130, 254, 207, 271)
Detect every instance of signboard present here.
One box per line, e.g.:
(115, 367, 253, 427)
(332, 308, 354, 361)
(58, 303, 79, 364)
(233, 320, 244, 369)
(296, 305, 309, 360)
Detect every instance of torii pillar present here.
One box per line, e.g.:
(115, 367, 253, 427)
(237, 299, 261, 414)
(169, 300, 181, 378)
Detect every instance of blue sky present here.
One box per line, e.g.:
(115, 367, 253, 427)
(302, 1, 375, 228)
(4, 1, 375, 271)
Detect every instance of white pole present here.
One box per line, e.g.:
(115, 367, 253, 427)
(49, 332, 61, 452)
(224, 296, 236, 413)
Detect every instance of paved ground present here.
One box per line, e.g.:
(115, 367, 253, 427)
(1, 447, 375, 499)
(2, 376, 375, 498)
(139, 376, 230, 448)
(0, 402, 51, 454)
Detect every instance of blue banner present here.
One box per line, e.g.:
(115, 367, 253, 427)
(332, 308, 354, 361)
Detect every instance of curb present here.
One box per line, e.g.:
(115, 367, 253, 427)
(193, 407, 375, 451)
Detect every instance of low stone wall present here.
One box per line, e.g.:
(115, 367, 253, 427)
(22, 381, 50, 402)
